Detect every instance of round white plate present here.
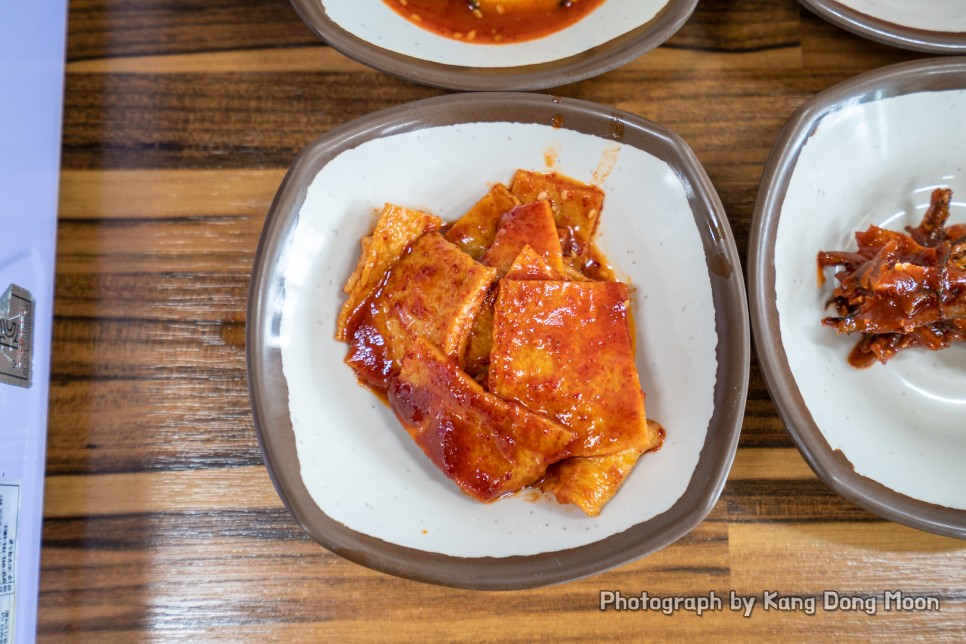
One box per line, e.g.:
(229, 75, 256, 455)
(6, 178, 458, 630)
(751, 58, 966, 538)
(322, 0, 670, 68)
(289, 0, 698, 90)
(799, 0, 966, 53)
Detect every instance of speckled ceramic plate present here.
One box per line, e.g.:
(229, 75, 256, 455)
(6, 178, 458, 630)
(289, 0, 697, 90)
(750, 58, 966, 539)
(798, 0, 966, 53)
(247, 93, 748, 588)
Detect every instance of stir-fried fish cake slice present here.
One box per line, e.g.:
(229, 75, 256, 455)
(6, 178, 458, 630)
(389, 339, 575, 503)
(337, 204, 442, 341)
(504, 244, 569, 281)
(444, 183, 520, 260)
(462, 201, 569, 381)
(344, 232, 496, 390)
(510, 170, 604, 265)
(538, 420, 665, 516)
(489, 279, 657, 458)
(480, 200, 567, 276)
(501, 248, 653, 515)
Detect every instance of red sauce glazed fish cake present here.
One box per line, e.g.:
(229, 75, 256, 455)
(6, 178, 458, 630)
(337, 170, 665, 515)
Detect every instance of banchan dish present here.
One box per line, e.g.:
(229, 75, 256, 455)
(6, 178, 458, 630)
(248, 92, 748, 588)
(289, 0, 697, 91)
(798, 0, 966, 54)
(750, 58, 966, 539)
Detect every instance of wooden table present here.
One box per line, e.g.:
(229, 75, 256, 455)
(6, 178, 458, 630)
(43, 0, 965, 639)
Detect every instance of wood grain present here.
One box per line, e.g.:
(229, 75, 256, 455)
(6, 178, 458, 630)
(42, 0, 965, 640)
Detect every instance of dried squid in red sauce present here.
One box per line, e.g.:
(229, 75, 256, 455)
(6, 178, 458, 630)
(817, 187, 966, 367)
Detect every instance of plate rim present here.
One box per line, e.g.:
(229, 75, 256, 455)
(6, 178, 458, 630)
(288, 0, 698, 91)
(749, 57, 966, 540)
(798, 0, 966, 54)
(248, 91, 750, 589)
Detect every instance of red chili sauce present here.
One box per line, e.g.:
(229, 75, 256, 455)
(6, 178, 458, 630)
(383, 0, 606, 44)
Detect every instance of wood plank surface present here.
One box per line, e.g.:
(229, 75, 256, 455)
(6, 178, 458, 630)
(40, 0, 965, 640)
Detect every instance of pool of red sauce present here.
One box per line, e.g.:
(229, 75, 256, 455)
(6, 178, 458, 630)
(383, 0, 607, 44)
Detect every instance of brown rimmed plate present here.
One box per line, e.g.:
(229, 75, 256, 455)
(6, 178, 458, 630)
(288, 0, 697, 91)
(248, 92, 749, 588)
(798, 0, 966, 54)
(750, 58, 966, 539)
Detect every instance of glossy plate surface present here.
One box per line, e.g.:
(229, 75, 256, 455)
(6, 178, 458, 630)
(798, 0, 966, 53)
(750, 58, 966, 539)
(249, 93, 748, 588)
(289, 0, 697, 90)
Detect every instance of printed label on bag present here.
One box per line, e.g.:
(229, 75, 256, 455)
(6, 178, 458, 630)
(0, 285, 33, 388)
(0, 484, 19, 644)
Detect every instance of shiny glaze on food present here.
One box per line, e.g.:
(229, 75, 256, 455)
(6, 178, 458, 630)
(337, 170, 663, 515)
(389, 338, 574, 502)
(383, 0, 606, 45)
(818, 187, 966, 367)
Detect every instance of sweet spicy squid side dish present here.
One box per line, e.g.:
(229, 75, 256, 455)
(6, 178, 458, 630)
(817, 187, 966, 367)
(336, 170, 663, 516)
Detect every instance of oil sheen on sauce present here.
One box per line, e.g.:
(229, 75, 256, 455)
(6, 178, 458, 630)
(383, 0, 607, 45)
(345, 223, 621, 397)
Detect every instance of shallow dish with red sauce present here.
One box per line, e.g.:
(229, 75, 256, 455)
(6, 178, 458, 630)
(248, 92, 748, 588)
(750, 58, 966, 539)
(288, 0, 698, 90)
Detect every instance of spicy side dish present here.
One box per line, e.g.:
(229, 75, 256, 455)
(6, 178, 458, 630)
(382, 0, 606, 45)
(336, 169, 663, 516)
(817, 187, 966, 367)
